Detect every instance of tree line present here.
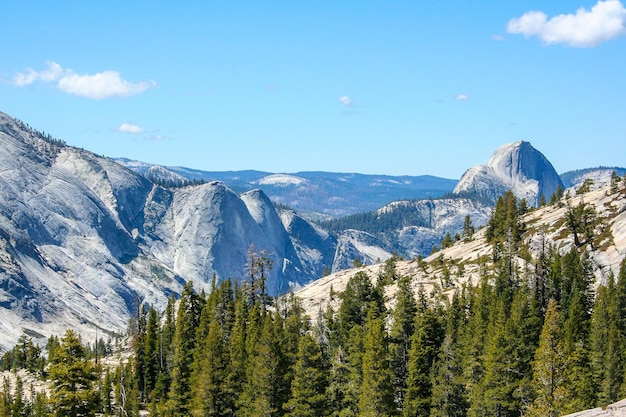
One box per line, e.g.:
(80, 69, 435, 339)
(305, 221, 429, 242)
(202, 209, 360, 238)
(2, 186, 626, 416)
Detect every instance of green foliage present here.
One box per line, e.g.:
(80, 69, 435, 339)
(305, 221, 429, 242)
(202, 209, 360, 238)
(167, 281, 202, 415)
(0, 335, 43, 373)
(462, 214, 475, 241)
(48, 329, 99, 417)
(565, 200, 600, 248)
(7, 247, 626, 417)
(576, 178, 594, 195)
(550, 185, 564, 205)
(527, 299, 567, 417)
(404, 307, 445, 417)
(390, 276, 417, 410)
(319, 200, 430, 235)
(283, 334, 327, 417)
(359, 308, 395, 417)
(441, 232, 454, 249)
(486, 191, 525, 257)
(338, 271, 385, 343)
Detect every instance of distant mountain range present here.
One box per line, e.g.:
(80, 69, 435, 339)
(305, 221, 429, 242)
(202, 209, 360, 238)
(117, 152, 626, 219)
(0, 109, 624, 350)
(115, 158, 458, 219)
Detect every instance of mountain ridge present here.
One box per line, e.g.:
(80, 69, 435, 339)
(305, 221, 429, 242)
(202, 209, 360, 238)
(1, 109, 624, 353)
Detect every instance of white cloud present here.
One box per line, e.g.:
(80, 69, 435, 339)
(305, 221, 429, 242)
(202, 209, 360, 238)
(58, 71, 156, 99)
(338, 95, 354, 106)
(116, 123, 144, 134)
(507, 0, 626, 47)
(13, 61, 64, 86)
(490, 34, 506, 41)
(454, 94, 469, 101)
(13, 61, 156, 99)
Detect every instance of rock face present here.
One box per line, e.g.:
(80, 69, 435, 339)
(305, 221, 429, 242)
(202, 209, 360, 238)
(563, 399, 626, 416)
(116, 159, 458, 218)
(454, 141, 564, 206)
(0, 111, 365, 349)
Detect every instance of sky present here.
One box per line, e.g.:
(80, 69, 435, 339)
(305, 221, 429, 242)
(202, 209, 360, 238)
(1, 1, 625, 179)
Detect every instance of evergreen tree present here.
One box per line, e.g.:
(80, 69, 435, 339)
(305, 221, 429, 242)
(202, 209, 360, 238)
(101, 368, 113, 415)
(191, 320, 231, 417)
(616, 258, 626, 333)
(462, 214, 475, 241)
(359, 307, 395, 417)
(430, 334, 467, 417)
(143, 305, 160, 402)
(476, 300, 519, 417)
(325, 346, 354, 417)
(167, 281, 202, 415)
(550, 185, 564, 205)
(31, 391, 48, 417)
(283, 334, 327, 417)
(238, 312, 285, 417)
(154, 294, 176, 402)
(390, 276, 417, 411)
(0, 377, 11, 417)
(11, 376, 27, 417)
(225, 288, 250, 412)
(338, 271, 384, 343)
(561, 249, 593, 349)
(527, 300, 567, 417)
(404, 306, 444, 417)
(486, 191, 524, 254)
(48, 329, 99, 417)
(441, 232, 453, 249)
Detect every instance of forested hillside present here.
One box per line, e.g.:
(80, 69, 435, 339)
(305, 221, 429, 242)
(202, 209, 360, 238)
(2, 175, 626, 416)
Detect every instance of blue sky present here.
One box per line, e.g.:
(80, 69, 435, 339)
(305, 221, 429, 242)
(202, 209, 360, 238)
(1, 1, 625, 178)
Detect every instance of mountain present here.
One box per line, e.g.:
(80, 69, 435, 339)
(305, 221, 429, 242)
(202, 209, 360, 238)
(1, 109, 621, 354)
(296, 178, 626, 318)
(115, 158, 458, 218)
(1, 111, 380, 349)
(454, 140, 563, 206)
(561, 166, 626, 189)
(321, 197, 492, 258)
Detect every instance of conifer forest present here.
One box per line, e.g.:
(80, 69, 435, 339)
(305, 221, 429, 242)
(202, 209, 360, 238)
(2, 186, 626, 417)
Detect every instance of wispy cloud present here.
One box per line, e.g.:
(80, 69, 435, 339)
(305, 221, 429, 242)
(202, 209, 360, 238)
(13, 61, 156, 99)
(507, 0, 626, 47)
(454, 94, 470, 101)
(13, 61, 64, 86)
(145, 134, 166, 141)
(116, 123, 145, 134)
(338, 95, 354, 107)
(490, 34, 506, 41)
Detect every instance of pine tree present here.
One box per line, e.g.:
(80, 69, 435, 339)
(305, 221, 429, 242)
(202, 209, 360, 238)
(48, 329, 99, 417)
(359, 307, 395, 417)
(238, 312, 284, 417)
(191, 320, 231, 417)
(225, 287, 249, 413)
(476, 300, 519, 417)
(462, 214, 475, 241)
(101, 368, 113, 415)
(31, 391, 48, 417)
(167, 281, 202, 415)
(143, 305, 160, 402)
(430, 333, 467, 417)
(0, 377, 11, 416)
(527, 300, 566, 417)
(404, 306, 444, 417)
(338, 271, 384, 343)
(11, 376, 27, 417)
(283, 334, 327, 417)
(390, 276, 417, 411)
(154, 294, 176, 402)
